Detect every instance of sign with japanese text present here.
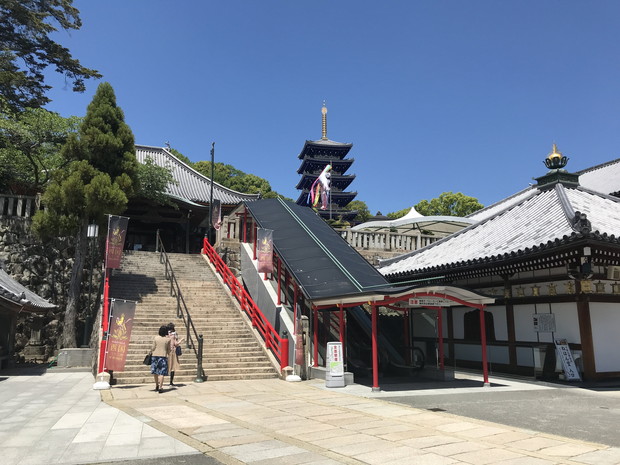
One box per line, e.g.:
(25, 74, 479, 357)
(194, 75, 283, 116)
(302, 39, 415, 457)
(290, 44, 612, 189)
(533, 313, 556, 332)
(554, 338, 581, 381)
(409, 297, 453, 307)
(105, 215, 129, 269)
(257, 228, 274, 273)
(105, 299, 136, 372)
(326, 342, 344, 376)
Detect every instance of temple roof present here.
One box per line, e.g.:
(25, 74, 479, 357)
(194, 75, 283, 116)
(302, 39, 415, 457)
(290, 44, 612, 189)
(297, 139, 353, 159)
(135, 145, 260, 205)
(0, 269, 56, 312)
(578, 158, 620, 197)
(297, 157, 354, 175)
(379, 183, 620, 278)
(296, 173, 356, 191)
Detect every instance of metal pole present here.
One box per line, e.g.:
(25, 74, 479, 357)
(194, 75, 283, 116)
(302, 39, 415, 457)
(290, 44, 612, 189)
(207, 142, 215, 244)
(195, 334, 204, 382)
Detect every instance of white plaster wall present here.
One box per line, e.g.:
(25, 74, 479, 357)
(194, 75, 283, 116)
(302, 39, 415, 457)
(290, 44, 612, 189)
(514, 304, 538, 342)
(451, 307, 467, 339)
(411, 310, 438, 337)
(487, 305, 508, 341)
(550, 302, 580, 343)
(516, 346, 534, 368)
(590, 302, 620, 373)
(454, 344, 509, 364)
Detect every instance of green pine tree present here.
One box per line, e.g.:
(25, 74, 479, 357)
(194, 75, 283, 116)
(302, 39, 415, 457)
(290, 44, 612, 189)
(32, 82, 137, 348)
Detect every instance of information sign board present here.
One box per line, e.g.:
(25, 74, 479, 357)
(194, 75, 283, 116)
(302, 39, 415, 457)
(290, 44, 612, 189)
(554, 338, 581, 381)
(409, 297, 453, 307)
(533, 313, 556, 332)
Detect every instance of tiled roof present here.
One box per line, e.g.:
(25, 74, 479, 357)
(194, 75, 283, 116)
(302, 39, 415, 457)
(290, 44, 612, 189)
(578, 158, 620, 196)
(379, 184, 620, 277)
(0, 269, 56, 311)
(135, 145, 260, 205)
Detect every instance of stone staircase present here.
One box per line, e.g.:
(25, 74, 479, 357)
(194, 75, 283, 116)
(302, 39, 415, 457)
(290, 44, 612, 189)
(109, 251, 279, 384)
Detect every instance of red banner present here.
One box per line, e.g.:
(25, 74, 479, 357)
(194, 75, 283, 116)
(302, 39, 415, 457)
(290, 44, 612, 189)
(105, 300, 136, 372)
(257, 228, 273, 273)
(105, 215, 129, 269)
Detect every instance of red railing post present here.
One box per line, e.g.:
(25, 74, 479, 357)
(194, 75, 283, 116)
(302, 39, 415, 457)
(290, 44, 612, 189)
(480, 305, 489, 385)
(313, 307, 319, 367)
(280, 331, 289, 370)
(276, 257, 281, 306)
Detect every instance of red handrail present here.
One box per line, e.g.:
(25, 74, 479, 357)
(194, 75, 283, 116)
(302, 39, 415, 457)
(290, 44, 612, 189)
(202, 238, 289, 370)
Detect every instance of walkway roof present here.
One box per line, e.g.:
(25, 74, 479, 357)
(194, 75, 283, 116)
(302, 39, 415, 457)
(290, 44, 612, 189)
(244, 199, 493, 307)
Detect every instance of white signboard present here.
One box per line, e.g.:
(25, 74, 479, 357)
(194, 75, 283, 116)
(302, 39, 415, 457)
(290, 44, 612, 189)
(409, 297, 453, 307)
(326, 342, 344, 376)
(554, 338, 581, 381)
(533, 313, 556, 332)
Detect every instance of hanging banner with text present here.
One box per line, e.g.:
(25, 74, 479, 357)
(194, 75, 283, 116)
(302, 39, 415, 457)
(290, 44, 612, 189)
(105, 215, 129, 269)
(257, 228, 274, 273)
(212, 199, 222, 230)
(105, 299, 136, 372)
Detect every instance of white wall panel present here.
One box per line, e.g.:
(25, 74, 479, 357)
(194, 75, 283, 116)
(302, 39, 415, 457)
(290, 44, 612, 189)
(454, 344, 509, 363)
(590, 302, 620, 373)
(487, 305, 508, 341)
(514, 304, 538, 342)
(550, 302, 580, 343)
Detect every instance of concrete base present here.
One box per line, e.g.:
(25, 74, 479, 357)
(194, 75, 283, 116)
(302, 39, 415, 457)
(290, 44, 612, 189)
(420, 367, 455, 381)
(57, 348, 93, 368)
(93, 371, 110, 390)
(309, 366, 354, 385)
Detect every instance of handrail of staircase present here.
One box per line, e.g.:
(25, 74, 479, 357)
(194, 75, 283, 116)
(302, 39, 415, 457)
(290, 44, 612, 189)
(155, 230, 205, 383)
(202, 238, 289, 371)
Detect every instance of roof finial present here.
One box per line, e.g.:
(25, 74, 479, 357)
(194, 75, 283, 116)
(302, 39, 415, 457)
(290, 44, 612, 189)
(321, 101, 328, 140)
(544, 142, 568, 169)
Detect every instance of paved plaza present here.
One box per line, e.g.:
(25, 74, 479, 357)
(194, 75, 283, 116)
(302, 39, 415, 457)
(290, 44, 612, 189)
(2, 367, 620, 465)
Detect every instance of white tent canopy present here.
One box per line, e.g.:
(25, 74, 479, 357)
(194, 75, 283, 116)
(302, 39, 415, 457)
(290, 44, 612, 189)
(352, 207, 475, 235)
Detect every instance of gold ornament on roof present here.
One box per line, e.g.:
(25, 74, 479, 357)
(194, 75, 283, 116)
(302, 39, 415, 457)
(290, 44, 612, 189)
(321, 101, 328, 140)
(544, 143, 568, 169)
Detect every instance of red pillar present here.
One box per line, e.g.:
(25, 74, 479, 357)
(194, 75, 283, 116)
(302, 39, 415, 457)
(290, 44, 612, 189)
(292, 283, 298, 335)
(371, 304, 380, 391)
(479, 305, 490, 385)
(243, 208, 247, 243)
(253, 224, 257, 260)
(338, 305, 344, 345)
(276, 257, 281, 305)
(403, 309, 410, 365)
(313, 307, 319, 367)
(97, 270, 110, 373)
(437, 308, 444, 370)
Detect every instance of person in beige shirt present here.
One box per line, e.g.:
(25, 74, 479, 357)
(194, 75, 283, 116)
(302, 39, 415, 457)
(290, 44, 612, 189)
(150, 325, 171, 393)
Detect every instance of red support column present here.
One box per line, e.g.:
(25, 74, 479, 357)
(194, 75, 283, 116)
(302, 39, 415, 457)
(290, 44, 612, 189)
(280, 334, 289, 371)
(97, 270, 110, 373)
(313, 307, 319, 367)
(404, 309, 411, 365)
(243, 208, 247, 243)
(437, 308, 444, 370)
(479, 305, 490, 385)
(371, 304, 380, 392)
(284, 271, 289, 304)
(253, 224, 257, 260)
(276, 257, 281, 305)
(338, 304, 344, 345)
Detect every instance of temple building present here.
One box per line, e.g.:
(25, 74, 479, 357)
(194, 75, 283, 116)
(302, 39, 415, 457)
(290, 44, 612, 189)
(378, 145, 620, 381)
(295, 104, 357, 221)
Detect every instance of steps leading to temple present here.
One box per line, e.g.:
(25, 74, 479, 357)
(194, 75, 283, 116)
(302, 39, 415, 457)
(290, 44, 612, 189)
(109, 251, 279, 385)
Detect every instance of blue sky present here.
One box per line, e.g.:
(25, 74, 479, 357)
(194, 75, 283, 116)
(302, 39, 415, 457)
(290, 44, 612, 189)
(44, 1, 620, 215)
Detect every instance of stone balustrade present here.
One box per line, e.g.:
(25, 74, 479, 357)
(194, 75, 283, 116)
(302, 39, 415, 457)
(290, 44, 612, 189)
(0, 195, 39, 218)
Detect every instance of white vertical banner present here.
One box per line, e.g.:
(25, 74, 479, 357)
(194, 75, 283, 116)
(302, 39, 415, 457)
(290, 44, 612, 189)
(554, 338, 581, 381)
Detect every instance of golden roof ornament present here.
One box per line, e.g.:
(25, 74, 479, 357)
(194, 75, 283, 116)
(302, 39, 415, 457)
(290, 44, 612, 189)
(321, 101, 328, 141)
(544, 143, 568, 169)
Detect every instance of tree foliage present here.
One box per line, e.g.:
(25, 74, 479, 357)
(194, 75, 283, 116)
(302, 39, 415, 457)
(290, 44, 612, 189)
(414, 191, 483, 217)
(0, 107, 80, 192)
(32, 82, 137, 348)
(194, 160, 273, 196)
(169, 147, 193, 166)
(387, 207, 410, 219)
(0, 0, 101, 113)
(344, 200, 371, 223)
(135, 156, 177, 206)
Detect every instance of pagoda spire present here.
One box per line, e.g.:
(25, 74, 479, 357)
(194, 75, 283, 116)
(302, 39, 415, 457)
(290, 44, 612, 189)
(321, 101, 328, 140)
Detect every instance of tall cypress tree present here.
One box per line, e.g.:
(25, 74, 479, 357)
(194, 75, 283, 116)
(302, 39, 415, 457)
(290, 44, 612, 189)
(33, 82, 138, 348)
